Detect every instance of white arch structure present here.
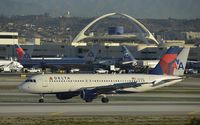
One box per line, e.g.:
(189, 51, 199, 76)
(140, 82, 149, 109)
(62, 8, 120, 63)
(72, 13, 159, 45)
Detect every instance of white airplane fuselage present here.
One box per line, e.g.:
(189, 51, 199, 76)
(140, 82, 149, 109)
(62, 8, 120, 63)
(122, 60, 159, 68)
(137, 60, 159, 68)
(0, 60, 13, 66)
(0, 60, 23, 71)
(20, 74, 182, 94)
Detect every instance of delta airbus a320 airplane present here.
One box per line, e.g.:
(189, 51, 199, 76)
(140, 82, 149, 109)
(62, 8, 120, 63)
(19, 46, 190, 103)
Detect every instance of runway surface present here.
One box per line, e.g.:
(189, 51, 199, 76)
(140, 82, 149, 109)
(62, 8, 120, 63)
(0, 102, 200, 116)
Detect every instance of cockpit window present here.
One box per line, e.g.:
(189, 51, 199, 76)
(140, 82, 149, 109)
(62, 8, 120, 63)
(25, 79, 36, 83)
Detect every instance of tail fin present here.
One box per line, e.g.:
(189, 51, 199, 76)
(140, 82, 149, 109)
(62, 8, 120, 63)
(121, 46, 137, 65)
(150, 46, 190, 76)
(84, 44, 100, 62)
(173, 47, 190, 76)
(15, 44, 25, 60)
(14, 44, 31, 61)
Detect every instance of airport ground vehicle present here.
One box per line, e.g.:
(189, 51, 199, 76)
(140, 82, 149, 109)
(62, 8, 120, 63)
(95, 68, 109, 74)
(23, 68, 42, 73)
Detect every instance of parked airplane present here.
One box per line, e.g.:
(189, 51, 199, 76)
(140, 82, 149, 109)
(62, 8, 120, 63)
(19, 46, 189, 103)
(95, 46, 159, 68)
(122, 45, 159, 68)
(15, 44, 99, 69)
(0, 58, 23, 72)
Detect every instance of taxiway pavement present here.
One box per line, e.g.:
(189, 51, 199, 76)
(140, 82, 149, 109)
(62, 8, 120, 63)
(0, 102, 199, 116)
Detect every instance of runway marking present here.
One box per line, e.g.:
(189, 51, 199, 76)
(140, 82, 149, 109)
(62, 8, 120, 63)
(49, 112, 64, 116)
(188, 110, 200, 115)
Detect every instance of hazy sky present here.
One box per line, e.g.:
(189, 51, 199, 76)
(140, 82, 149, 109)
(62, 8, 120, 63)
(0, 0, 200, 19)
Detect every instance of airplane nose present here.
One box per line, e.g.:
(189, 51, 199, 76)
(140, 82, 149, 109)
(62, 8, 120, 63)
(18, 84, 23, 91)
(18, 65, 23, 68)
(18, 83, 29, 92)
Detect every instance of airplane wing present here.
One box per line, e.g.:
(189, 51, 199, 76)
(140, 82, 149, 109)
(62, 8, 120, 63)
(151, 78, 182, 87)
(0, 62, 13, 67)
(81, 82, 142, 95)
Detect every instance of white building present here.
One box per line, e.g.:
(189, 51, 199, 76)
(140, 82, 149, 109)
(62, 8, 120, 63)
(0, 32, 18, 45)
(184, 32, 200, 40)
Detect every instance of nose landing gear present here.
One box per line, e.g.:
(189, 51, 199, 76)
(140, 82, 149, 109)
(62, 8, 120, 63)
(39, 94, 44, 103)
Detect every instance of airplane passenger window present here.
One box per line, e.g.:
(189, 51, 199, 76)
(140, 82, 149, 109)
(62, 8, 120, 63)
(25, 79, 36, 82)
(25, 79, 32, 82)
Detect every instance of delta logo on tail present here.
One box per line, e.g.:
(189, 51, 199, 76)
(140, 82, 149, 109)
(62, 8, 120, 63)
(150, 46, 185, 75)
(15, 44, 25, 60)
(15, 44, 31, 62)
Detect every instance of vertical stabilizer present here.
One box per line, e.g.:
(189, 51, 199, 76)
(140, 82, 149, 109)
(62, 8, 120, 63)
(173, 48, 190, 76)
(84, 44, 100, 62)
(15, 44, 25, 60)
(15, 44, 31, 62)
(150, 46, 189, 76)
(122, 46, 137, 65)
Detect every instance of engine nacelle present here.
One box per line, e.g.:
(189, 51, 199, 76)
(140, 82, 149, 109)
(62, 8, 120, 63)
(56, 92, 78, 100)
(80, 89, 98, 101)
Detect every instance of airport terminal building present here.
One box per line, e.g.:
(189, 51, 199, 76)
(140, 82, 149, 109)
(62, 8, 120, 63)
(0, 13, 200, 66)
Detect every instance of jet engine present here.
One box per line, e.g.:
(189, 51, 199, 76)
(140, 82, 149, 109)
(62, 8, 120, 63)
(56, 92, 79, 100)
(80, 89, 98, 102)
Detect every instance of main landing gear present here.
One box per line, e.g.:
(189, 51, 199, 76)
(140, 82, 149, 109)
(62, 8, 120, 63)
(101, 95, 109, 103)
(101, 97, 109, 103)
(38, 94, 44, 103)
(84, 96, 109, 103)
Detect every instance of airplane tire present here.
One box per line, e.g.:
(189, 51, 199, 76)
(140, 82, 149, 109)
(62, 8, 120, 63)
(101, 97, 109, 103)
(39, 99, 44, 103)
